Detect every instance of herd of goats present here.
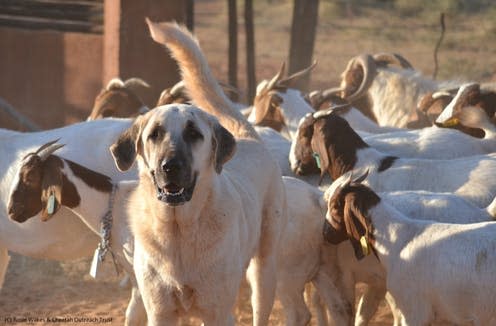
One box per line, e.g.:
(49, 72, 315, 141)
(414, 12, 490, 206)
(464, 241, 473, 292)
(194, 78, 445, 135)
(1, 20, 496, 326)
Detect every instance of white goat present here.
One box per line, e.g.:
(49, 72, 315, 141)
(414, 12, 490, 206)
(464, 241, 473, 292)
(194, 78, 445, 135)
(0, 119, 135, 289)
(325, 185, 496, 326)
(248, 64, 403, 140)
(290, 112, 496, 207)
(325, 178, 496, 325)
(340, 53, 462, 128)
(436, 83, 496, 138)
(7, 141, 144, 325)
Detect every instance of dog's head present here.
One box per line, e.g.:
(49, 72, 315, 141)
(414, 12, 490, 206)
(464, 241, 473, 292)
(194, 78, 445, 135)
(110, 104, 236, 206)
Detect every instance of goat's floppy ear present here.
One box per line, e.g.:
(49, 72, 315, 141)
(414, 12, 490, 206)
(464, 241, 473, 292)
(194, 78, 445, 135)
(211, 122, 236, 174)
(311, 122, 330, 178)
(39, 158, 64, 221)
(110, 116, 145, 171)
(251, 92, 280, 125)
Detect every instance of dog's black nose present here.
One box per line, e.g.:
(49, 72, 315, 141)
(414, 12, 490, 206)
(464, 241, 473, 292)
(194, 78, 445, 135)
(161, 158, 182, 174)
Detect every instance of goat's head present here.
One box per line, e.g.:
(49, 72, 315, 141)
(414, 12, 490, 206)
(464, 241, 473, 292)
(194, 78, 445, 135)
(249, 61, 317, 132)
(156, 80, 190, 106)
(340, 53, 413, 122)
(435, 83, 496, 137)
(323, 170, 380, 260)
(289, 106, 368, 180)
(7, 140, 79, 223)
(408, 90, 455, 128)
(88, 78, 150, 121)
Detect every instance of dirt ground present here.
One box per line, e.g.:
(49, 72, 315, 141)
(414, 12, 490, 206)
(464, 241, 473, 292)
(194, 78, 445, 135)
(1, 0, 495, 325)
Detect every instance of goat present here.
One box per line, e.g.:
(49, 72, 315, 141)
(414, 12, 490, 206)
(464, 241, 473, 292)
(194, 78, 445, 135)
(290, 112, 496, 207)
(290, 110, 496, 180)
(321, 174, 496, 326)
(340, 53, 462, 128)
(325, 176, 496, 325)
(7, 141, 145, 325)
(87, 78, 150, 121)
(0, 118, 136, 290)
(436, 83, 496, 138)
(247, 62, 317, 140)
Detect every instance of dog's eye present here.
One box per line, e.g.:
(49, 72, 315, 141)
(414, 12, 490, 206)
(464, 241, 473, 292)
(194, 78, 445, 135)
(183, 122, 203, 142)
(148, 127, 163, 141)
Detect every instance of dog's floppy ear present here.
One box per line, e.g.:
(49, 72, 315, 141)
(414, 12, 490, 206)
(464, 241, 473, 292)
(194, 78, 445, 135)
(110, 115, 145, 171)
(211, 122, 236, 174)
(311, 122, 330, 178)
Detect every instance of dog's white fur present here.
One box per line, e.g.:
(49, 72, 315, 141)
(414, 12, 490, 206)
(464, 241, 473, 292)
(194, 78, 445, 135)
(110, 21, 287, 325)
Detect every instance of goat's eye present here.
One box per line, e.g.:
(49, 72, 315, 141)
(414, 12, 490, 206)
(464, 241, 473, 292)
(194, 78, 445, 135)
(183, 122, 203, 142)
(148, 127, 162, 141)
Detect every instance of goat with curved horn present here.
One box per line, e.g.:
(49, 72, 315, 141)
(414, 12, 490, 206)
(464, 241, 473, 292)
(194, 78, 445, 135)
(37, 143, 65, 161)
(343, 54, 377, 103)
(372, 53, 413, 69)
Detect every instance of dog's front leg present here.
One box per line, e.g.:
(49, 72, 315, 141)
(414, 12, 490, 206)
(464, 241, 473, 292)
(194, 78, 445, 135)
(247, 256, 277, 326)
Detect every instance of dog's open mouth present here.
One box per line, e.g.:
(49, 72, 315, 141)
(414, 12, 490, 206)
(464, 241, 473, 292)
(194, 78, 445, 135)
(155, 174, 197, 206)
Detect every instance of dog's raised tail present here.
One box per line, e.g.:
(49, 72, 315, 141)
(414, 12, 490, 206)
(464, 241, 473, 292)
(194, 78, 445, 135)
(147, 19, 258, 140)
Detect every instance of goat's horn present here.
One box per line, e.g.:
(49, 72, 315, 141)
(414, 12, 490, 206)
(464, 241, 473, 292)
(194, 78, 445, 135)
(432, 91, 453, 99)
(321, 86, 345, 98)
(279, 60, 318, 87)
(312, 103, 350, 119)
(169, 80, 186, 96)
(123, 78, 150, 89)
(267, 62, 286, 90)
(344, 54, 377, 102)
(373, 53, 413, 69)
(37, 141, 65, 161)
(106, 78, 125, 90)
(353, 169, 369, 184)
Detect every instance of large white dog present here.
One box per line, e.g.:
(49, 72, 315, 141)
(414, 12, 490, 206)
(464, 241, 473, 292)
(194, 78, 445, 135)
(109, 20, 287, 325)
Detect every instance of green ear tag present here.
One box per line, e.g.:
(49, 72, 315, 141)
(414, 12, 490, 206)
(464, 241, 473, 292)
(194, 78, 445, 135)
(47, 192, 56, 215)
(360, 236, 370, 256)
(312, 152, 321, 169)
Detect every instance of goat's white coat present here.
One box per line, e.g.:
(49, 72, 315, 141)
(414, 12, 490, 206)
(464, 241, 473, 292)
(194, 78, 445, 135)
(352, 148, 496, 207)
(0, 119, 136, 288)
(364, 200, 496, 325)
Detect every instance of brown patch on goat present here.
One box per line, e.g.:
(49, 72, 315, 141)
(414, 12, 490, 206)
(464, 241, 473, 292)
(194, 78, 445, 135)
(326, 183, 380, 260)
(156, 88, 190, 106)
(252, 91, 285, 132)
(89, 87, 145, 120)
(311, 115, 368, 180)
(8, 156, 81, 223)
(66, 160, 113, 193)
(291, 114, 323, 175)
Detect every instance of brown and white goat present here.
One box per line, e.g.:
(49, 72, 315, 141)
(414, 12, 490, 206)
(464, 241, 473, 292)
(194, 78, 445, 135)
(290, 111, 496, 207)
(87, 78, 150, 120)
(7, 141, 145, 325)
(247, 62, 317, 139)
(340, 52, 462, 128)
(435, 83, 496, 138)
(325, 176, 496, 325)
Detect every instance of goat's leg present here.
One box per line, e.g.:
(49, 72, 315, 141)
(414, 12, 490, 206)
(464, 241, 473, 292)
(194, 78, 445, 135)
(0, 247, 10, 289)
(277, 278, 311, 326)
(354, 285, 386, 326)
(311, 288, 329, 326)
(125, 286, 147, 326)
(311, 270, 353, 326)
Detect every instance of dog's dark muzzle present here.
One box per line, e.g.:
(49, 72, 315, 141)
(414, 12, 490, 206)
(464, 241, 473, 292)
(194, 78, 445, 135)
(151, 157, 197, 206)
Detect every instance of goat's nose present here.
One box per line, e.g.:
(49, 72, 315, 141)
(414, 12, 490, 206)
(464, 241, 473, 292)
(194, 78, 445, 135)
(161, 158, 182, 174)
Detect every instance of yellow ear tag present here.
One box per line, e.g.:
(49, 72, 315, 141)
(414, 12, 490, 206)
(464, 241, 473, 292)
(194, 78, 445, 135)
(360, 235, 370, 256)
(443, 117, 459, 128)
(47, 192, 56, 216)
